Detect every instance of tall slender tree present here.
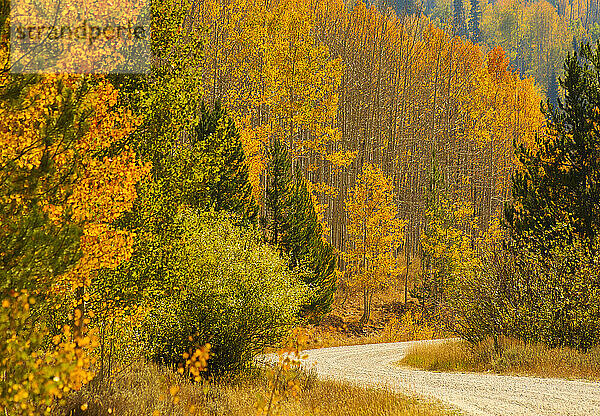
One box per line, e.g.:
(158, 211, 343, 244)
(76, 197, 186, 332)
(345, 164, 405, 327)
(469, 0, 481, 43)
(454, 0, 467, 37)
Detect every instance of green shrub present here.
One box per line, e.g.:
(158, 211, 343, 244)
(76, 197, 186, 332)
(143, 212, 309, 374)
(449, 236, 600, 351)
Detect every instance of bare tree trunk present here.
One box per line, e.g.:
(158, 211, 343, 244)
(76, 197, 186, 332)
(404, 243, 411, 304)
(74, 286, 86, 338)
(359, 288, 372, 327)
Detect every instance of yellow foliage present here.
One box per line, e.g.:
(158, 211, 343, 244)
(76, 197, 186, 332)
(420, 195, 480, 300)
(344, 164, 406, 291)
(0, 291, 97, 415)
(256, 328, 310, 416)
(0, 29, 149, 411)
(382, 311, 436, 342)
(178, 344, 212, 382)
(195, 0, 343, 200)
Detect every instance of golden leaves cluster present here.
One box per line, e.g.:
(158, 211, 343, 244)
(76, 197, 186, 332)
(178, 343, 211, 382)
(344, 164, 406, 290)
(0, 291, 98, 415)
(255, 327, 310, 416)
(0, 67, 150, 290)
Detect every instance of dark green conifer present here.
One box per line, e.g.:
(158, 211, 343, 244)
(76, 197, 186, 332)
(453, 0, 467, 37)
(546, 69, 559, 109)
(282, 170, 337, 320)
(506, 43, 600, 253)
(263, 143, 337, 319)
(469, 0, 481, 43)
(264, 138, 292, 246)
(191, 101, 258, 223)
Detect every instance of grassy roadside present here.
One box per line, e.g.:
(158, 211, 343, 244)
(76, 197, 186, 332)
(399, 337, 600, 380)
(59, 362, 452, 416)
(58, 294, 455, 416)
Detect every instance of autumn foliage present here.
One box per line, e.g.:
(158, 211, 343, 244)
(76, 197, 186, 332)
(3, 0, 599, 412)
(345, 164, 405, 326)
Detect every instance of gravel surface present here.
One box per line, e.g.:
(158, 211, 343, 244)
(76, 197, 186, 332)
(289, 339, 600, 416)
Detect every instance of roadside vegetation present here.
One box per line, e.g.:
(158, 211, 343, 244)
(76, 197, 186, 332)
(58, 361, 451, 416)
(400, 338, 600, 381)
(304, 302, 448, 350)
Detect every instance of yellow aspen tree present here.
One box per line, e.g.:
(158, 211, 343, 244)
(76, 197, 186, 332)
(194, 0, 344, 202)
(187, 0, 546, 285)
(0, 59, 150, 405)
(344, 163, 406, 326)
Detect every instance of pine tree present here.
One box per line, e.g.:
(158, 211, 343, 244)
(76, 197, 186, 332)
(192, 102, 258, 223)
(387, 0, 418, 16)
(424, 0, 436, 15)
(264, 138, 293, 247)
(454, 0, 467, 37)
(547, 69, 559, 109)
(506, 43, 600, 253)
(284, 170, 337, 319)
(469, 0, 481, 43)
(281, 170, 321, 269)
(264, 145, 337, 319)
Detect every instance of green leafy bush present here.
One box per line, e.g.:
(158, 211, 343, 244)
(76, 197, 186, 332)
(143, 213, 309, 374)
(449, 235, 600, 351)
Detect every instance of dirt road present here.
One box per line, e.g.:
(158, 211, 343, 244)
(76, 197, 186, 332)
(296, 339, 600, 415)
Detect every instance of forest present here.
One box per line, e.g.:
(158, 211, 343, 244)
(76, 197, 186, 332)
(1, 0, 600, 414)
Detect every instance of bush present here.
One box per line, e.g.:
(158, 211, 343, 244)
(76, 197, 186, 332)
(448, 236, 600, 351)
(143, 212, 309, 374)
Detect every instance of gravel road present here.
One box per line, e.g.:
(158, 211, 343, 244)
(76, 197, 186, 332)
(291, 339, 600, 416)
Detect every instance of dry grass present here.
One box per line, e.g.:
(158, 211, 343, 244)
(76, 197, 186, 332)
(58, 291, 451, 416)
(399, 337, 600, 380)
(215, 373, 452, 416)
(58, 362, 452, 416)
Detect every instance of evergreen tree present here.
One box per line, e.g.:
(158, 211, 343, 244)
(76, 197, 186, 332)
(547, 69, 559, 109)
(264, 142, 337, 319)
(453, 0, 467, 37)
(387, 0, 418, 16)
(281, 170, 320, 269)
(469, 0, 481, 43)
(191, 102, 258, 223)
(281, 170, 337, 320)
(264, 138, 293, 246)
(506, 43, 600, 253)
(424, 0, 435, 15)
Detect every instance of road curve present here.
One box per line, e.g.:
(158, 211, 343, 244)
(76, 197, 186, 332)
(294, 339, 600, 416)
